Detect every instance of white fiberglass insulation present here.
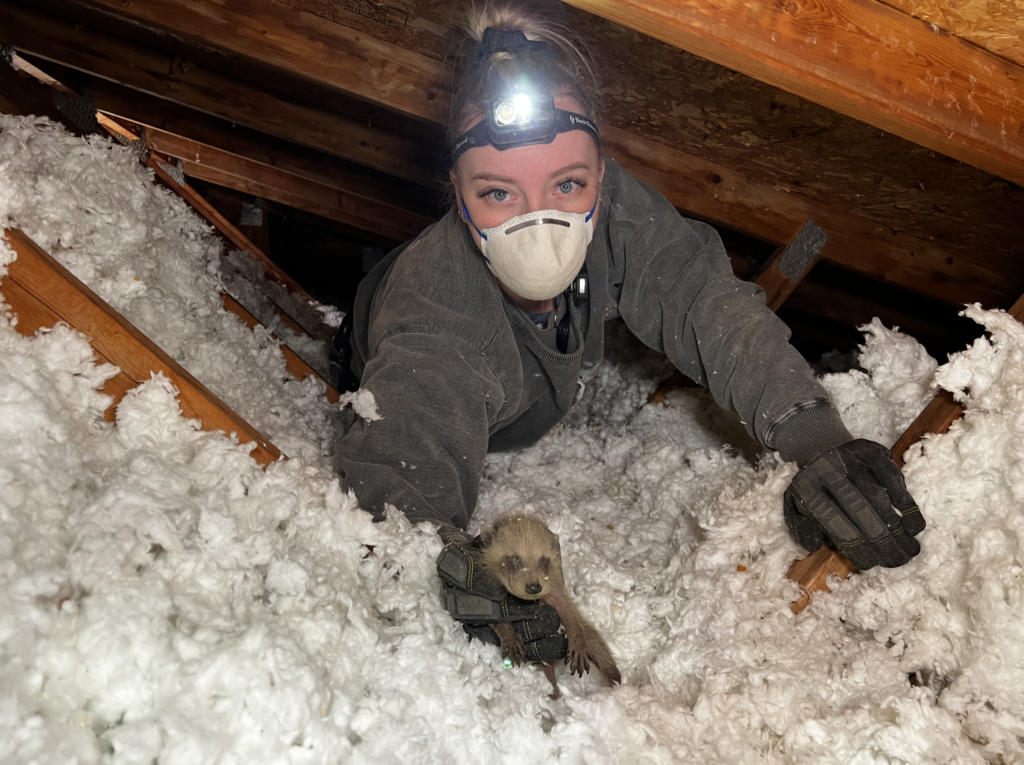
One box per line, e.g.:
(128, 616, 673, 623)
(1, 115, 1022, 764)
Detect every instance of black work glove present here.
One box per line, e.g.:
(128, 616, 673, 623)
(435, 533, 567, 663)
(784, 439, 926, 570)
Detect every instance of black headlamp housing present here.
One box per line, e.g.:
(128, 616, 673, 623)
(488, 91, 557, 147)
(451, 91, 600, 164)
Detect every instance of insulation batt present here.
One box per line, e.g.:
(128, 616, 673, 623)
(1, 115, 1022, 764)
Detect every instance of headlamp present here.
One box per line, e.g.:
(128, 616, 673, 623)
(451, 91, 600, 163)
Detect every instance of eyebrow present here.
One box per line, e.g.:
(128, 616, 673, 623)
(548, 162, 590, 178)
(471, 162, 592, 184)
(472, 172, 517, 183)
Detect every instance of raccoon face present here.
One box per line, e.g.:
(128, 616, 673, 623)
(499, 553, 553, 600)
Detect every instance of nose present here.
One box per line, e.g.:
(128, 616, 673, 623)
(525, 582, 542, 595)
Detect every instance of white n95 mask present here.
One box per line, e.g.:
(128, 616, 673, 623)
(462, 198, 597, 301)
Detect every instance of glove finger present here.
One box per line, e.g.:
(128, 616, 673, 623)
(436, 542, 507, 600)
(845, 440, 926, 537)
(499, 596, 560, 624)
(783, 490, 824, 554)
(866, 456, 927, 537)
(465, 609, 562, 643)
(512, 607, 562, 642)
(524, 634, 568, 663)
(441, 584, 505, 624)
(463, 623, 501, 646)
(791, 466, 865, 552)
(841, 460, 921, 568)
(461, 624, 568, 662)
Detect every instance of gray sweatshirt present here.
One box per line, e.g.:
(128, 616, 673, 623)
(338, 159, 852, 529)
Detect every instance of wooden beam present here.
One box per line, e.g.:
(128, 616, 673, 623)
(789, 292, 1024, 612)
(146, 129, 432, 243)
(0, 2, 440, 188)
(0, 53, 75, 126)
(752, 220, 828, 311)
(77, 0, 446, 127)
(560, 0, 1024, 188)
(61, 70, 439, 216)
(53, 0, 1010, 309)
(146, 154, 304, 294)
(2, 228, 282, 465)
(9, 51, 79, 97)
(0, 276, 136, 422)
(600, 127, 1008, 308)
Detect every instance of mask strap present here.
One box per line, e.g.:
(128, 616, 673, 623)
(461, 199, 488, 242)
(584, 195, 598, 223)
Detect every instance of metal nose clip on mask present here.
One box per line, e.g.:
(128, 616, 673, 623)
(462, 196, 597, 301)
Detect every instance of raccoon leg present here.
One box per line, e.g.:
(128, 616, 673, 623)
(490, 622, 526, 666)
(542, 591, 620, 685)
(541, 662, 562, 700)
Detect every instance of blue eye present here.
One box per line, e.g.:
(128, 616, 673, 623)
(492, 189, 509, 202)
(558, 181, 576, 194)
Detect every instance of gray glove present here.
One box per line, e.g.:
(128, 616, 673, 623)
(784, 439, 926, 570)
(435, 532, 567, 662)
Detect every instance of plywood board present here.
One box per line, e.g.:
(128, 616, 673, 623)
(880, 0, 1024, 69)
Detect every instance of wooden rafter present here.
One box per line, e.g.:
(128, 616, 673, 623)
(2, 228, 283, 465)
(0, 2, 440, 189)
(81, 77, 441, 220)
(39, 0, 1006, 310)
(561, 0, 1024, 188)
(146, 128, 433, 243)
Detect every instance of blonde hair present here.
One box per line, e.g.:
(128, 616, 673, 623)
(447, 0, 600, 155)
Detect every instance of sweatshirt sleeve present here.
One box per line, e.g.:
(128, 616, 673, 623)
(335, 329, 506, 529)
(607, 163, 852, 465)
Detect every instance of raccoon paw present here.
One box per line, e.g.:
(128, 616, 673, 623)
(565, 646, 591, 678)
(492, 622, 525, 666)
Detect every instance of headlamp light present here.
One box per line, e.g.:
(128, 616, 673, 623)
(493, 98, 521, 127)
(450, 91, 600, 163)
(489, 91, 555, 143)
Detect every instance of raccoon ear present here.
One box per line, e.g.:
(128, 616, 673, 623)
(502, 554, 523, 572)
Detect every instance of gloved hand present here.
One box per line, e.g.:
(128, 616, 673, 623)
(784, 439, 926, 570)
(435, 531, 567, 663)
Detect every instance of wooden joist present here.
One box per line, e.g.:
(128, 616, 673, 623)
(1, 228, 283, 465)
(751, 220, 828, 312)
(788, 292, 1024, 612)
(1, 276, 136, 421)
(562, 0, 1024, 188)
(146, 129, 432, 243)
(0, 51, 77, 128)
(145, 154, 310, 304)
(49, 0, 1006, 310)
(0, 2, 440, 189)
(81, 77, 440, 219)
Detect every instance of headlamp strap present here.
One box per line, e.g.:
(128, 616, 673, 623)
(451, 107, 600, 163)
(470, 28, 553, 70)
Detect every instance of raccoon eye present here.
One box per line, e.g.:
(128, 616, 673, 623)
(502, 554, 523, 572)
(539, 556, 551, 573)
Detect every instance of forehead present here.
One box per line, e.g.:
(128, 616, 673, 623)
(454, 94, 600, 180)
(455, 129, 600, 180)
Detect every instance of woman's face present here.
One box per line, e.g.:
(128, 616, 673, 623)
(450, 96, 605, 251)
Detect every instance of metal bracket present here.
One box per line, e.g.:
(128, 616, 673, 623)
(53, 86, 98, 133)
(240, 197, 265, 227)
(155, 157, 186, 187)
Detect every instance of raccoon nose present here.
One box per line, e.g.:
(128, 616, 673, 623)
(525, 582, 542, 595)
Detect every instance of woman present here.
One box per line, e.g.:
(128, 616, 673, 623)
(336, 1, 925, 658)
